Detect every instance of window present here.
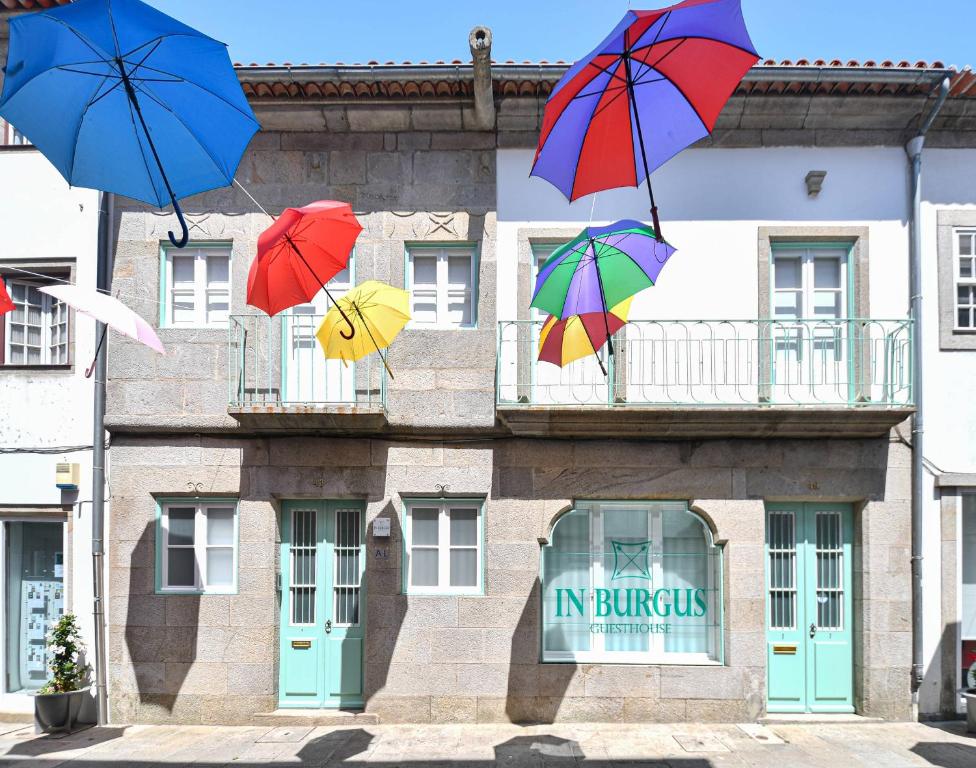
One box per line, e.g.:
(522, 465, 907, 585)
(955, 230, 976, 330)
(771, 246, 848, 321)
(404, 500, 483, 594)
(1, 279, 68, 365)
(407, 246, 477, 328)
(541, 501, 722, 664)
(961, 494, 976, 691)
(162, 245, 231, 328)
(0, 119, 29, 147)
(159, 501, 237, 593)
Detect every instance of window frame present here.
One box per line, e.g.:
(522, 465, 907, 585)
(953, 229, 976, 331)
(1, 276, 71, 367)
(159, 242, 233, 329)
(405, 244, 479, 330)
(402, 498, 485, 596)
(541, 500, 724, 666)
(769, 243, 852, 321)
(156, 498, 239, 595)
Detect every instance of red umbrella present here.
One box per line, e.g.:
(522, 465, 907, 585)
(246, 201, 362, 334)
(0, 276, 13, 316)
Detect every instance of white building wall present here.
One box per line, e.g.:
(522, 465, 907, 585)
(0, 150, 99, 711)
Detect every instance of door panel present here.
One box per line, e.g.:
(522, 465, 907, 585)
(279, 501, 365, 708)
(765, 503, 853, 714)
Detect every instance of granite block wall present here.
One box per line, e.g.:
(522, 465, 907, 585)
(108, 432, 911, 723)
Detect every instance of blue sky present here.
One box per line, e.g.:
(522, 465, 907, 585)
(144, 1, 972, 69)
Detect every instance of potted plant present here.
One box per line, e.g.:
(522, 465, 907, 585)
(33, 614, 92, 734)
(964, 662, 976, 733)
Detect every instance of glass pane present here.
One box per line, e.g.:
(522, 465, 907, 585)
(447, 294, 471, 326)
(206, 548, 233, 587)
(167, 548, 195, 587)
(206, 255, 229, 284)
(412, 255, 436, 286)
(774, 258, 801, 289)
(960, 286, 972, 304)
(4, 522, 64, 693)
(813, 291, 841, 318)
(542, 509, 591, 654)
(962, 496, 976, 643)
(814, 258, 841, 289)
(410, 548, 438, 587)
(450, 549, 477, 587)
(602, 508, 650, 653)
(447, 255, 471, 287)
(172, 292, 195, 323)
(450, 508, 478, 546)
(206, 508, 234, 545)
(168, 508, 195, 545)
(411, 508, 439, 546)
(961, 260, 974, 279)
(773, 292, 801, 319)
(206, 293, 229, 324)
(960, 234, 973, 256)
(960, 309, 972, 328)
(172, 256, 194, 284)
(412, 299, 438, 324)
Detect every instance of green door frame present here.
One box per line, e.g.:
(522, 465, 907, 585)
(765, 502, 854, 714)
(278, 499, 365, 709)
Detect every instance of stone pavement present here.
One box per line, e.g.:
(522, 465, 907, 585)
(0, 720, 974, 767)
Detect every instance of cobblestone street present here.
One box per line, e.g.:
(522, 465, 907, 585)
(0, 720, 973, 767)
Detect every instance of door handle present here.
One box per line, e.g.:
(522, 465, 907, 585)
(809, 623, 816, 638)
(324, 619, 332, 634)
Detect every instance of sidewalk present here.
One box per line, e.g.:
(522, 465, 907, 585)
(0, 719, 973, 767)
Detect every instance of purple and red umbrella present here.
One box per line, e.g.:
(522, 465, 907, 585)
(531, 0, 758, 240)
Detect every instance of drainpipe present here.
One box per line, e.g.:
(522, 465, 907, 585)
(91, 191, 114, 725)
(468, 26, 495, 130)
(907, 75, 950, 700)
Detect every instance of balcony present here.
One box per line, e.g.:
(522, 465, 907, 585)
(496, 318, 914, 438)
(228, 313, 386, 433)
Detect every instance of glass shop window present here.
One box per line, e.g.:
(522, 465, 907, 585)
(541, 501, 723, 664)
(961, 494, 976, 690)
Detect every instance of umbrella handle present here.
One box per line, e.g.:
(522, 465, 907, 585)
(321, 285, 357, 340)
(168, 198, 189, 249)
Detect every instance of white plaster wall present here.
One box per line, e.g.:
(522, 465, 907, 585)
(498, 147, 911, 323)
(0, 150, 100, 710)
(917, 148, 976, 713)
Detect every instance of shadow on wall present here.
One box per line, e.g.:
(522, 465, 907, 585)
(124, 522, 199, 714)
(362, 501, 408, 710)
(505, 580, 576, 724)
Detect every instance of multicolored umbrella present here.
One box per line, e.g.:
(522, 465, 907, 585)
(538, 297, 633, 375)
(0, 0, 259, 247)
(531, 220, 674, 359)
(0, 276, 13, 316)
(530, 0, 758, 240)
(38, 284, 164, 376)
(315, 281, 410, 379)
(247, 200, 362, 337)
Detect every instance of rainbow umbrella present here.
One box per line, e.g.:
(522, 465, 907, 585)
(531, 220, 674, 360)
(538, 297, 632, 375)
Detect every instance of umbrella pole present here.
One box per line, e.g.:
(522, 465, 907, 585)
(351, 302, 395, 381)
(590, 237, 614, 376)
(623, 53, 664, 243)
(283, 235, 357, 339)
(85, 325, 109, 379)
(118, 63, 190, 248)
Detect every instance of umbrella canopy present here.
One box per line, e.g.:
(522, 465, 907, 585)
(315, 281, 410, 379)
(539, 297, 633, 368)
(532, 220, 674, 319)
(247, 200, 362, 318)
(0, 276, 13, 316)
(530, 0, 758, 238)
(38, 284, 164, 355)
(0, 0, 259, 247)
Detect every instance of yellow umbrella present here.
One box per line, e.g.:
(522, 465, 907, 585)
(315, 280, 410, 378)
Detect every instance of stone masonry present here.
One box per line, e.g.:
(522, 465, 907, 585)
(107, 434, 911, 724)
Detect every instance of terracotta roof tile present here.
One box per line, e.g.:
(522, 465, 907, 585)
(0, 0, 70, 8)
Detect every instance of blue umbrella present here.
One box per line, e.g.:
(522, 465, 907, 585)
(0, 0, 259, 247)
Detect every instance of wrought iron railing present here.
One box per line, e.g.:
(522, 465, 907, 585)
(228, 313, 386, 409)
(496, 318, 913, 408)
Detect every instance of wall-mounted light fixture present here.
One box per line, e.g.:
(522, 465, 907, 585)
(805, 170, 827, 197)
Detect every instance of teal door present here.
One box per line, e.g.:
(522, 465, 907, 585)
(279, 500, 364, 708)
(765, 503, 853, 713)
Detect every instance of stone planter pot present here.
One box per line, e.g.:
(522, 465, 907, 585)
(964, 689, 976, 734)
(32, 687, 91, 735)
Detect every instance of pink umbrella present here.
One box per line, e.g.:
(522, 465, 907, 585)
(39, 285, 165, 376)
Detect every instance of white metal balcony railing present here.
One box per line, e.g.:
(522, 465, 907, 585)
(496, 318, 913, 408)
(228, 314, 386, 409)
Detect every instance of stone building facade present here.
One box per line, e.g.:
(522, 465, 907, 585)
(102, 51, 976, 724)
